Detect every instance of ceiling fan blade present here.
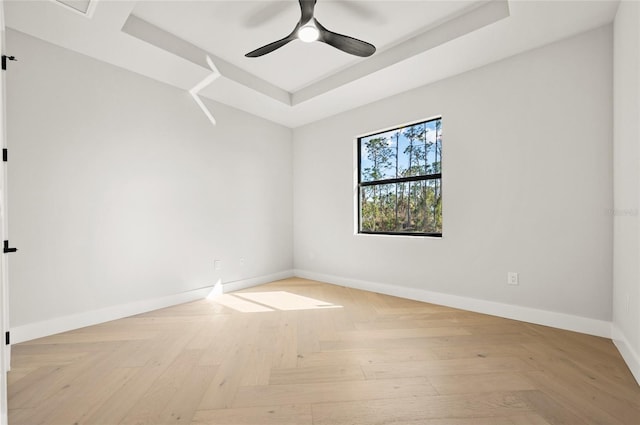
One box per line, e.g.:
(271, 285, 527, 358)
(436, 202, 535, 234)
(245, 32, 297, 57)
(245, 0, 375, 58)
(316, 21, 376, 57)
(246, 1, 314, 58)
(299, 0, 317, 25)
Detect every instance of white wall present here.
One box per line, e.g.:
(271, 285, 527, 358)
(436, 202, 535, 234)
(6, 29, 293, 329)
(293, 26, 613, 329)
(613, 0, 640, 383)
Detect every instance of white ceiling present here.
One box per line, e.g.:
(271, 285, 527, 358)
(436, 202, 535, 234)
(5, 0, 620, 128)
(131, 0, 477, 92)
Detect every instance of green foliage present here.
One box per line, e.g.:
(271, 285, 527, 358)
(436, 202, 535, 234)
(361, 182, 441, 233)
(362, 137, 393, 181)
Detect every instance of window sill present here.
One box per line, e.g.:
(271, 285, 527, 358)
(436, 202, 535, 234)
(355, 231, 442, 239)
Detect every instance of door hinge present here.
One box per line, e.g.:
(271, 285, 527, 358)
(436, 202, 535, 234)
(3, 148, 7, 162)
(3, 240, 17, 253)
(5, 331, 9, 346)
(1, 55, 16, 71)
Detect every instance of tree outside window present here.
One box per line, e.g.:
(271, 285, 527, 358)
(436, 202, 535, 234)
(358, 117, 442, 236)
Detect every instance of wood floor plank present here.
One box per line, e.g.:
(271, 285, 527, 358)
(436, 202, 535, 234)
(331, 326, 472, 341)
(9, 342, 140, 423)
(270, 311, 299, 369)
(335, 415, 551, 425)
(197, 316, 261, 410)
(118, 349, 205, 425)
(9, 351, 91, 369)
(45, 366, 136, 425)
(8, 351, 110, 409)
(192, 404, 312, 425)
(428, 343, 532, 360)
(158, 364, 219, 425)
(524, 370, 639, 425)
(269, 363, 365, 385)
(19, 330, 158, 344)
(518, 390, 599, 425)
(185, 316, 228, 351)
(321, 333, 539, 351)
(233, 376, 436, 408)
(239, 329, 274, 386)
(5, 367, 36, 386)
(82, 366, 167, 425)
(297, 346, 439, 368)
(522, 340, 640, 395)
(7, 365, 60, 401)
(352, 315, 506, 331)
(428, 372, 536, 394)
(310, 391, 534, 425)
(6, 277, 640, 425)
(296, 309, 323, 356)
(504, 415, 554, 425)
(361, 356, 534, 380)
(82, 336, 202, 424)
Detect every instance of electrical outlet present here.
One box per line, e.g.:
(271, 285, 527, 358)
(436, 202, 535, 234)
(214, 260, 222, 271)
(507, 272, 519, 286)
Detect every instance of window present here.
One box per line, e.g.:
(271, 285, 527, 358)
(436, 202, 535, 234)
(357, 117, 442, 236)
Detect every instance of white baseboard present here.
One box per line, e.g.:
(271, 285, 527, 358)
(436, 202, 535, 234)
(10, 269, 294, 344)
(612, 325, 640, 385)
(293, 269, 612, 339)
(8, 268, 618, 357)
(10, 287, 213, 344)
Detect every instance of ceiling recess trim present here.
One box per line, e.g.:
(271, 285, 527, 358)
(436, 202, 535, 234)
(121, 0, 509, 108)
(121, 14, 292, 106)
(293, 0, 510, 105)
(51, 0, 98, 18)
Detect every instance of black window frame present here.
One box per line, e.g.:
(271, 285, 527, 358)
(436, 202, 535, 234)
(357, 116, 442, 237)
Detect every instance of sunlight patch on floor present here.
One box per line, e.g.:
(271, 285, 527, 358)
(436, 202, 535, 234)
(235, 291, 342, 311)
(208, 290, 342, 313)
(211, 294, 274, 313)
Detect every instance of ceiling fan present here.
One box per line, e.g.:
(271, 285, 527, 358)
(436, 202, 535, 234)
(245, 0, 376, 58)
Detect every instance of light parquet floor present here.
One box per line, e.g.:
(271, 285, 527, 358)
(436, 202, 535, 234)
(7, 277, 640, 424)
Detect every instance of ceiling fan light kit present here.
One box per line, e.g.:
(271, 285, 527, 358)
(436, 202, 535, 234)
(245, 0, 376, 58)
(298, 24, 320, 43)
